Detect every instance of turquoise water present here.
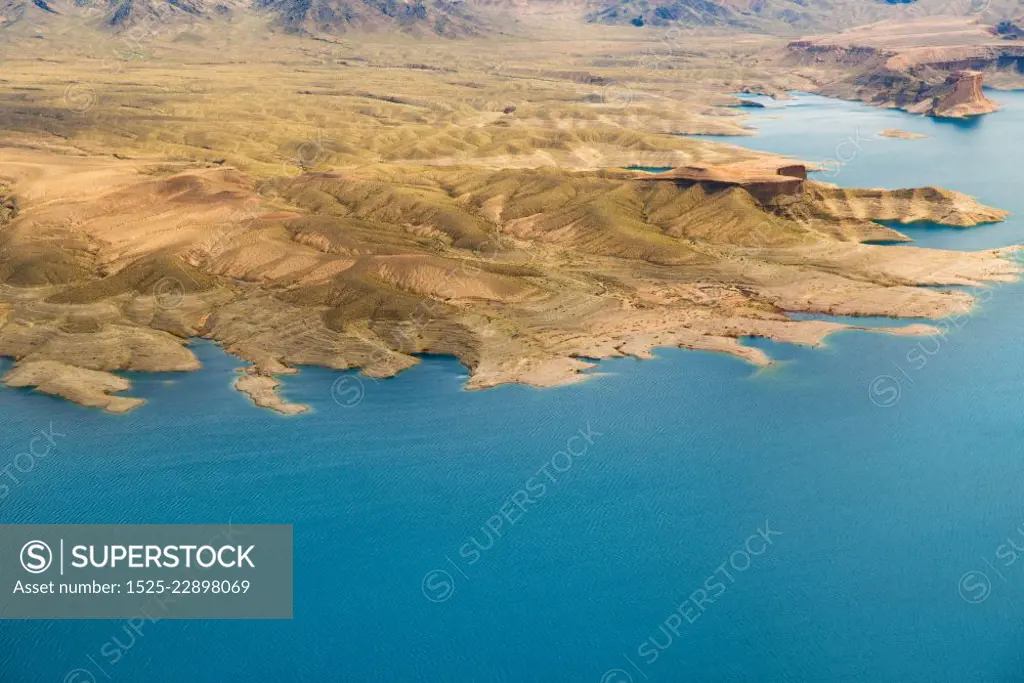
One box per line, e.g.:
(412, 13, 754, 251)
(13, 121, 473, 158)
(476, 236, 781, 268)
(719, 91, 1024, 250)
(625, 166, 673, 173)
(785, 312, 930, 328)
(4, 94, 1024, 682)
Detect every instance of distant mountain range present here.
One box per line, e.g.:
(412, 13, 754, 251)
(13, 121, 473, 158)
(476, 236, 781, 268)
(252, 0, 483, 37)
(0, 0, 236, 29)
(585, 0, 1023, 31)
(0, 0, 483, 33)
(1, 0, 1021, 37)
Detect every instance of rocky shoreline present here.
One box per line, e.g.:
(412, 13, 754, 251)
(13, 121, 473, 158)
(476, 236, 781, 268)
(786, 17, 1019, 120)
(0, 146, 1016, 415)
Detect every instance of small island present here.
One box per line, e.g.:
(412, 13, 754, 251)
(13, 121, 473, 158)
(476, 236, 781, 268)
(879, 129, 928, 140)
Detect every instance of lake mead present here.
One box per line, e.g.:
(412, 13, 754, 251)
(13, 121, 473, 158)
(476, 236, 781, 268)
(3, 92, 1024, 682)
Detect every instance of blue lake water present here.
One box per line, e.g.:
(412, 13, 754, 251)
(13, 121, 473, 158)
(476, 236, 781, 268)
(3, 93, 1024, 682)
(719, 91, 1024, 250)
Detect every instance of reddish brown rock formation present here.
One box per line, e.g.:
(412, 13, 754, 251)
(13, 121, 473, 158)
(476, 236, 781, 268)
(907, 70, 999, 118)
(787, 17, 1018, 119)
(642, 161, 807, 206)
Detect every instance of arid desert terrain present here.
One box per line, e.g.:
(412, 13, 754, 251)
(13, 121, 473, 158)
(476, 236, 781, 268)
(2, 1, 1023, 413)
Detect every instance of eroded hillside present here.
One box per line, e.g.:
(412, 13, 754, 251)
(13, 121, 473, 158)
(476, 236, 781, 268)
(0, 30, 1017, 413)
(0, 144, 1015, 413)
(786, 16, 1024, 117)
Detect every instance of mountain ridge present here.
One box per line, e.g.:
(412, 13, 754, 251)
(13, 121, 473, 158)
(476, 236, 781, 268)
(4, 0, 1024, 38)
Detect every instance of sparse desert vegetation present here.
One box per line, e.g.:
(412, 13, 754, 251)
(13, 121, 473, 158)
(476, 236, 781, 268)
(0, 10, 1020, 412)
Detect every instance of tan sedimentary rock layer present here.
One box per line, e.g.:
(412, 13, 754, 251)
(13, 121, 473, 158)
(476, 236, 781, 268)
(0, 322, 201, 373)
(787, 17, 1024, 67)
(905, 71, 999, 119)
(4, 361, 145, 413)
(786, 18, 1013, 119)
(885, 45, 1024, 73)
(801, 184, 1009, 228)
(235, 371, 309, 415)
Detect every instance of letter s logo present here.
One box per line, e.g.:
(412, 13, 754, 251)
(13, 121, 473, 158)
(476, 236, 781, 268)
(20, 540, 53, 574)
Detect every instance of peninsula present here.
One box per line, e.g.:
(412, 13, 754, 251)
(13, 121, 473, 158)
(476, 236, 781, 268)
(0, 5, 1020, 413)
(786, 17, 1024, 118)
